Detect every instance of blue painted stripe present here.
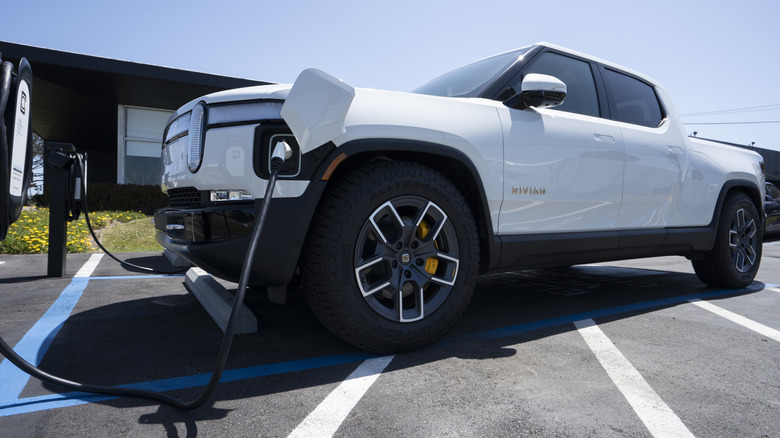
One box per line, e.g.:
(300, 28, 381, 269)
(0, 352, 377, 416)
(0, 271, 184, 404)
(434, 285, 764, 348)
(0, 278, 90, 401)
(2, 284, 768, 417)
(88, 275, 186, 280)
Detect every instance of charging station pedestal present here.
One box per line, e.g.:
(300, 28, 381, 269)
(46, 144, 76, 277)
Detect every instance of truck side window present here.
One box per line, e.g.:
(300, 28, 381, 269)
(508, 52, 600, 117)
(602, 68, 664, 127)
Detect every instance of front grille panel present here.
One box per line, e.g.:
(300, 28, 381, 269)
(168, 187, 202, 208)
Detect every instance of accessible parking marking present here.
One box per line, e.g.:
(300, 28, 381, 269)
(0, 254, 103, 401)
(0, 274, 766, 418)
(574, 319, 695, 438)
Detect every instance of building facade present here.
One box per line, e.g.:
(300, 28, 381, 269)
(0, 41, 267, 187)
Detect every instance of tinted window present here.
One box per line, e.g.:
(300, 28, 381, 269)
(507, 52, 600, 117)
(603, 69, 664, 127)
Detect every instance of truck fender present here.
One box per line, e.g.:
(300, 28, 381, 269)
(314, 138, 503, 273)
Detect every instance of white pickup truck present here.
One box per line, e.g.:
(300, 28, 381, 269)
(155, 43, 765, 353)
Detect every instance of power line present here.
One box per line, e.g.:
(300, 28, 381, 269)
(679, 104, 780, 117)
(682, 120, 780, 125)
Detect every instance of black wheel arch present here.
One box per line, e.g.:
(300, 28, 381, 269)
(686, 178, 765, 259)
(691, 188, 763, 288)
(710, 179, 765, 235)
(310, 138, 500, 273)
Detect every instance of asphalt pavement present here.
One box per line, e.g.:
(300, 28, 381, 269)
(1, 240, 778, 437)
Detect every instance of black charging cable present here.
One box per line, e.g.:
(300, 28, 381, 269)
(45, 147, 185, 275)
(0, 141, 293, 409)
(72, 152, 189, 275)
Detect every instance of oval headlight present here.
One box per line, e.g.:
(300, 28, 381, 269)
(188, 101, 207, 172)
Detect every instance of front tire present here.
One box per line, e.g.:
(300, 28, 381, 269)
(692, 191, 762, 288)
(300, 161, 479, 353)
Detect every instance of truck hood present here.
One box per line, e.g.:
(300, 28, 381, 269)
(171, 83, 293, 118)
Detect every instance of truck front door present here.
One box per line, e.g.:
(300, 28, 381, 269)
(498, 51, 625, 234)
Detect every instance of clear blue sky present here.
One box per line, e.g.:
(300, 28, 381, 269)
(1, 0, 779, 150)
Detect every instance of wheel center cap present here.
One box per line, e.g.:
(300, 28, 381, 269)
(400, 252, 411, 264)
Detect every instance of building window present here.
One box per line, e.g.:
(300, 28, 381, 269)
(118, 105, 173, 185)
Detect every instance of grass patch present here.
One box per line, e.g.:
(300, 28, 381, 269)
(0, 208, 154, 254)
(96, 217, 161, 253)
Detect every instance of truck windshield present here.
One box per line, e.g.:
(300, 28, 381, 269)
(413, 47, 531, 98)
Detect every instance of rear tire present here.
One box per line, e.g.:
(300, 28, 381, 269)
(692, 192, 762, 288)
(300, 161, 479, 353)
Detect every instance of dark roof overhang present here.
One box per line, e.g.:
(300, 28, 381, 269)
(0, 41, 269, 146)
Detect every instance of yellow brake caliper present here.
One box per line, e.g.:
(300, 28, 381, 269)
(417, 220, 439, 275)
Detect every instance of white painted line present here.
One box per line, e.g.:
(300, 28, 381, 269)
(288, 355, 395, 438)
(768, 287, 780, 294)
(74, 253, 103, 278)
(690, 299, 780, 342)
(575, 319, 694, 438)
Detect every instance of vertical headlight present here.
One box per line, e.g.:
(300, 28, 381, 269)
(188, 102, 207, 173)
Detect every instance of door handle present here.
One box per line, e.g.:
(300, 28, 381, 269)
(593, 134, 615, 144)
(668, 145, 683, 155)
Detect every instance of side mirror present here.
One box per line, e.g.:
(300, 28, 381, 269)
(503, 73, 566, 110)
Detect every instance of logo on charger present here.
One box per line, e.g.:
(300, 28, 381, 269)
(20, 90, 27, 115)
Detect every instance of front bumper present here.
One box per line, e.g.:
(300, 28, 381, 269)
(154, 181, 325, 286)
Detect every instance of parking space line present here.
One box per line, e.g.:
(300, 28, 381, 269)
(575, 319, 694, 438)
(768, 287, 780, 294)
(288, 355, 395, 438)
(0, 254, 103, 402)
(689, 299, 780, 342)
(75, 254, 103, 277)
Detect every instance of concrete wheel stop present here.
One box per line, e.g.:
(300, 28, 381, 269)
(184, 267, 258, 334)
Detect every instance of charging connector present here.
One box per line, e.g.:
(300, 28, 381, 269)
(271, 140, 293, 170)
